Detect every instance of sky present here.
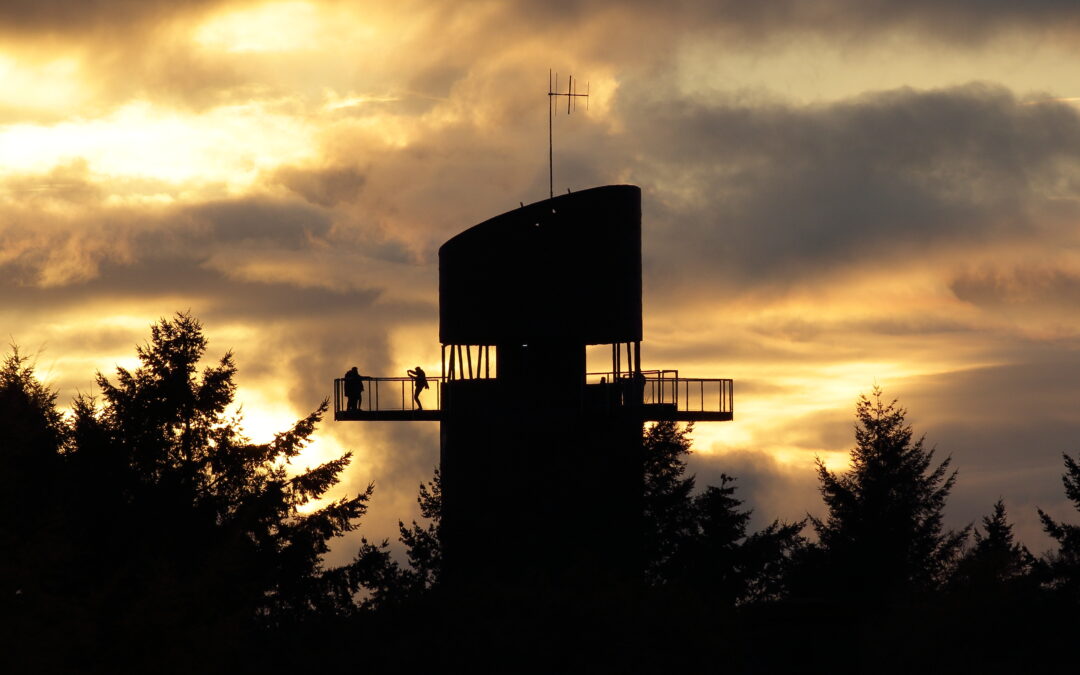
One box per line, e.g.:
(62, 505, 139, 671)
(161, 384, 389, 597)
(5, 0, 1080, 563)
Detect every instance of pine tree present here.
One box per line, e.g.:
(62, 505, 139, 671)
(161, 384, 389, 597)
(0, 348, 75, 670)
(0, 348, 67, 549)
(953, 500, 1034, 591)
(681, 475, 805, 604)
(643, 421, 805, 604)
(643, 421, 700, 585)
(810, 387, 967, 598)
(397, 469, 443, 592)
(69, 313, 374, 628)
(352, 469, 443, 608)
(1038, 452, 1080, 598)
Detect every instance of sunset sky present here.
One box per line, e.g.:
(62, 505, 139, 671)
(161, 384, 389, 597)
(6, 0, 1080, 563)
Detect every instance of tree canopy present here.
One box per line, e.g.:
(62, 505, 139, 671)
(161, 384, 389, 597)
(953, 499, 1034, 594)
(643, 420, 804, 605)
(810, 387, 967, 598)
(1038, 452, 1080, 599)
(2, 313, 376, 670)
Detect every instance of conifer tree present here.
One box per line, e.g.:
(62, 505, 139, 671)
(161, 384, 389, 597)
(0, 349, 72, 662)
(69, 312, 374, 627)
(643, 421, 804, 603)
(397, 469, 443, 592)
(810, 387, 967, 597)
(0, 348, 66, 547)
(953, 499, 1033, 591)
(352, 469, 443, 608)
(1038, 452, 1080, 598)
(643, 421, 699, 585)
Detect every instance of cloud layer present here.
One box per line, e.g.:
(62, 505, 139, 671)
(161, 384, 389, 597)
(4, 0, 1080, 557)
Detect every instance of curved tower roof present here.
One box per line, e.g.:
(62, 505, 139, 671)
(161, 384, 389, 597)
(439, 184, 642, 345)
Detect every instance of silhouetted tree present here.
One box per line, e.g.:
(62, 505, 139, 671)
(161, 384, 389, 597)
(352, 469, 443, 608)
(61, 312, 375, 643)
(1038, 452, 1080, 599)
(0, 348, 76, 670)
(952, 500, 1034, 593)
(643, 421, 699, 585)
(809, 388, 968, 598)
(397, 468, 443, 592)
(683, 476, 805, 604)
(0, 348, 67, 562)
(643, 421, 805, 605)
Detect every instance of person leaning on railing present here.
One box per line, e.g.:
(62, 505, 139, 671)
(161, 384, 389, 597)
(407, 366, 429, 410)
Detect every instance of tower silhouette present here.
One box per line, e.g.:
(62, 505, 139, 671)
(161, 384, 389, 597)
(336, 184, 732, 597)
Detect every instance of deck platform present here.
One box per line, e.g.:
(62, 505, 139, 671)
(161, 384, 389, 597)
(334, 409, 442, 422)
(332, 373, 733, 423)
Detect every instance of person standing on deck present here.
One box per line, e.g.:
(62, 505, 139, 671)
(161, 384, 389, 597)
(343, 367, 364, 411)
(407, 366, 428, 410)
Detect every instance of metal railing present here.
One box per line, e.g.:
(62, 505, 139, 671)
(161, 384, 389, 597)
(334, 376, 443, 415)
(586, 370, 733, 415)
(674, 377, 733, 415)
(334, 372, 731, 417)
(586, 370, 676, 405)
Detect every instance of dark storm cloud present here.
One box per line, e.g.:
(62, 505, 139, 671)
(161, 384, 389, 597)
(952, 266, 1080, 310)
(0, 0, 227, 35)
(0, 191, 342, 287)
(407, 64, 466, 101)
(272, 164, 365, 208)
(509, 0, 1080, 44)
(0, 159, 102, 205)
(629, 83, 1080, 293)
(6, 0, 1080, 43)
(186, 197, 332, 246)
(0, 256, 382, 320)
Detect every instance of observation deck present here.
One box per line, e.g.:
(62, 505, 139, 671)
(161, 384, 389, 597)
(333, 376, 443, 421)
(333, 370, 732, 422)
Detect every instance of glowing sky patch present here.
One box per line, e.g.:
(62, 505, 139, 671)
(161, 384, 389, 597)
(0, 53, 86, 115)
(195, 2, 326, 53)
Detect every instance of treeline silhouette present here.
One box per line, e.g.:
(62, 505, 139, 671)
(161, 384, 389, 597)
(2, 313, 1079, 673)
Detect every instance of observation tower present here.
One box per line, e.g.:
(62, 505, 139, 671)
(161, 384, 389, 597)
(334, 185, 732, 592)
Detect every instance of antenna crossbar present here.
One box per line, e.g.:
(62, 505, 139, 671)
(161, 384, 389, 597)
(548, 69, 590, 200)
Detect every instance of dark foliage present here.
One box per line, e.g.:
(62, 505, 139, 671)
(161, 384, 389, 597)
(643, 420, 699, 584)
(353, 468, 443, 608)
(807, 387, 968, 599)
(643, 421, 805, 605)
(952, 499, 1035, 593)
(396, 469, 443, 593)
(11, 320, 1080, 671)
(0, 349, 74, 670)
(1, 314, 375, 671)
(1038, 451, 1080, 599)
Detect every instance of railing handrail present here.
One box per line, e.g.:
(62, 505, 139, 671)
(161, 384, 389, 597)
(336, 375, 446, 383)
(333, 375, 732, 415)
(333, 375, 444, 414)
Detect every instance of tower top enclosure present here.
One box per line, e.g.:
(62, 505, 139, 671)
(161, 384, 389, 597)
(439, 185, 642, 346)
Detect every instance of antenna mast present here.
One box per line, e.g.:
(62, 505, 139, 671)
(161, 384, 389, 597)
(548, 69, 589, 200)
